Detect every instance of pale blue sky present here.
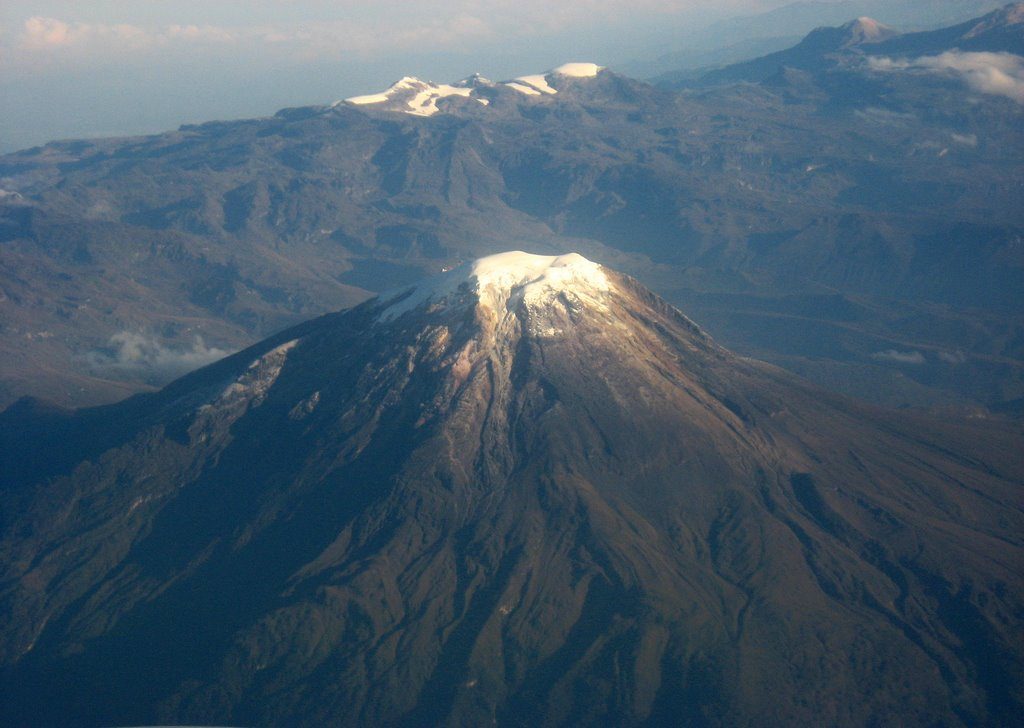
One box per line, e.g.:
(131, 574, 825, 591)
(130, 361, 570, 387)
(0, 1, 1000, 151)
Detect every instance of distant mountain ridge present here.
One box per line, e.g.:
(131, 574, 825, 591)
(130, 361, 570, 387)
(627, 0, 1008, 79)
(678, 2, 1024, 86)
(874, 0, 1024, 55)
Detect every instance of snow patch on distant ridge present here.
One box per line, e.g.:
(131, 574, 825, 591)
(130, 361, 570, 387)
(504, 82, 541, 96)
(514, 74, 557, 94)
(338, 62, 604, 111)
(342, 76, 473, 116)
(504, 63, 603, 96)
(378, 251, 610, 321)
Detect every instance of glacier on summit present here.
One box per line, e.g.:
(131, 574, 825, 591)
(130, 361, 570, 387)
(343, 76, 479, 116)
(338, 63, 605, 116)
(378, 251, 610, 321)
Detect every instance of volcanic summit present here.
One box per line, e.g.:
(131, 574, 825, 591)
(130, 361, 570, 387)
(1, 252, 1021, 726)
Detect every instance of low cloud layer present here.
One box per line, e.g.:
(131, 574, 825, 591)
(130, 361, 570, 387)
(87, 331, 232, 379)
(869, 51, 1024, 104)
(2, 15, 517, 69)
(15, 16, 244, 57)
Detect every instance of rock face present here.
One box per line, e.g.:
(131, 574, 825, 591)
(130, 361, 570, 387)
(1, 252, 1022, 726)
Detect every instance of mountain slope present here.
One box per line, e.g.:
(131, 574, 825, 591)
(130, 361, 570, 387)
(1, 253, 1021, 726)
(691, 16, 900, 85)
(871, 1, 1024, 56)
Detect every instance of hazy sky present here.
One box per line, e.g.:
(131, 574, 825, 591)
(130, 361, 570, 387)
(0, 1, 997, 151)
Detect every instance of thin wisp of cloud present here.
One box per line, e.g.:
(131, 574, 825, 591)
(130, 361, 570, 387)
(871, 349, 927, 365)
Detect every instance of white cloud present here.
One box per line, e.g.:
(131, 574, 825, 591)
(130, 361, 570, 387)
(257, 14, 497, 61)
(9, 14, 502, 65)
(11, 15, 241, 64)
(871, 349, 926, 365)
(88, 332, 232, 377)
(166, 24, 236, 43)
(20, 16, 152, 51)
(21, 16, 71, 48)
(869, 51, 1024, 104)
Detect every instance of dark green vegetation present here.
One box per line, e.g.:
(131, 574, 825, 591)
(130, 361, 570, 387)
(1, 6, 1022, 413)
(1, 260, 1021, 726)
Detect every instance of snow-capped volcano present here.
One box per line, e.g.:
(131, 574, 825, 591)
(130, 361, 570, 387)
(2, 250, 1021, 726)
(338, 62, 606, 116)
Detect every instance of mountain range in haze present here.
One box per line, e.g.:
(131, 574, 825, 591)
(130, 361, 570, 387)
(0, 4, 1021, 418)
(626, 0, 1011, 78)
(663, 3, 1024, 85)
(0, 1, 1007, 155)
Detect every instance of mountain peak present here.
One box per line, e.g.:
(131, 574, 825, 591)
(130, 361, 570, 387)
(797, 15, 899, 52)
(836, 16, 898, 47)
(378, 251, 610, 321)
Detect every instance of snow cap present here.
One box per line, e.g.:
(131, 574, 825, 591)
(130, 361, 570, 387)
(379, 251, 610, 321)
